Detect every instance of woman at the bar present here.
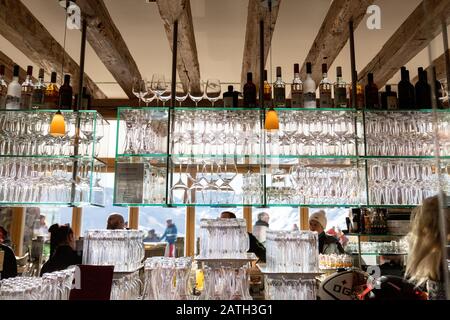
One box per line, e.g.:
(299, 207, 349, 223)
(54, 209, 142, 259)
(309, 210, 345, 255)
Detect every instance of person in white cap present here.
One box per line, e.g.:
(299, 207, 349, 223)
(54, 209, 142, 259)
(309, 210, 345, 255)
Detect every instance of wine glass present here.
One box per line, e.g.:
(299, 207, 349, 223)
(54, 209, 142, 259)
(159, 82, 172, 107)
(175, 83, 188, 106)
(143, 82, 156, 107)
(205, 79, 221, 107)
(151, 74, 167, 106)
(132, 78, 147, 107)
(188, 81, 205, 107)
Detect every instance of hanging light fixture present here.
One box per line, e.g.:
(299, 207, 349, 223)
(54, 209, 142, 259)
(50, 0, 72, 137)
(263, 0, 279, 131)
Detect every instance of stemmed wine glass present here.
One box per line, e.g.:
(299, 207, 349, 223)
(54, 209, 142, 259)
(175, 83, 188, 107)
(205, 79, 221, 107)
(189, 81, 205, 107)
(151, 74, 167, 106)
(170, 159, 188, 204)
(159, 82, 172, 107)
(132, 78, 147, 107)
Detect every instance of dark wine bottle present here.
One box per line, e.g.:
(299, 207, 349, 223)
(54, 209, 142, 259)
(381, 85, 398, 110)
(415, 67, 432, 109)
(243, 72, 257, 108)
(59, 74, 73, 110)
(398, 67, 415, 110)
(365, 73, 380, 109)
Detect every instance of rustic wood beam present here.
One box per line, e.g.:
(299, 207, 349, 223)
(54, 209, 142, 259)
(0, 0, 107, 99)
(76, 0, 142, 99)
(300, 0, 375, 83)
(0, 50, 37, 83)
(241, 0, 281, 89)
(156, 0, 201, 92)
(358, 0, 450, 87)
(412, 49, 450, 83)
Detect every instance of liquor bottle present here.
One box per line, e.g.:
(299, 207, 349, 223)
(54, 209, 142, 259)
(381, 85, 398, 110)
(223, 85, 234, 108)
(243, 72, 257, 108)
(415, 67, 432, 109)
(5, 65, 21, 110)
(319, 63, 332, 108)
(273, 66, 286, 107)
(432, 67, 444, 109)
(0, 65, 7, 109)
(334, 66, 347, 108)
(398, 67, 415, 109)
(303, 62, 316, 108)
(364, 210, 372, 234)
(365, 73, 380, 109)
(351, 208, 360, 233)
(82, 87, 91, 110)
(359, 208, 366, 234)
(32, 68, 46, 109)
(45, 72, 59, 109)
(291, 63, 303, 108)
(263, 69, 272, 107)
(59, 74, 73, 110)
(21, 66, 34, 109)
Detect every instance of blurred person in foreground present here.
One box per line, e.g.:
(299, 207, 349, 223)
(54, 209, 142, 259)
(40, 225, 81, 276)
(220, 211, 266, 262)
(406, 195, 450, 300)
(107, 213, 125, 230)
(253, 212, 270, 245)
(309, 210, 345, 255)
(0, 227, 17, 279)
(160, 219, 178, 257)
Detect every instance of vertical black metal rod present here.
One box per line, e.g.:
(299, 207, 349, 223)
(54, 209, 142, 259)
(349, 20, 357, 109)
(442, 19, 450, 101)
(165, 20, 178, 206)
(71, 18, 87, 204)
(259, 19, 267, 207)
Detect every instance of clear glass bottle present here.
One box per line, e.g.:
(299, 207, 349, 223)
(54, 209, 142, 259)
(263, 70, 272, 107)
(21, 65, 34, 109)
(5, 65, 21, 110)
(319, 63, 332, 108)
(303, 62, 316, 108)
(291, 63, 303, 108)
(45, 72, 59, 109)
(32, 68, 46, 109)
(334, 66, 347, 108)
(0, 65, 7, 109)
(273, 66, 286, 107)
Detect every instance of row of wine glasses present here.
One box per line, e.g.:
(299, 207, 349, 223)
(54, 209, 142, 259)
(269, 110, 358, 156)
(265, 230, 319, 273)
(172, 109, 261, 156)
(365, 111, 450, 156)
(345, 239, 408, 254)
(82, 230, 145, 272)
(133, 76, 222, 107)
(170, 158, 240, 205)
(267, 165, 364, 205)
(367, 159, 447, 205)
(200, 266, 252, 300)
(264, 277, 317, 300)
(199, 219, 249, 259)
(119, 109, 168, 155)
(0, 111, 106, 157)
(0, 158, 101, 204)
(143, 257, 193, 300)
(319, 254, 353, 270)
(110, 271, 142, 300)
(0, 268, 74, 300)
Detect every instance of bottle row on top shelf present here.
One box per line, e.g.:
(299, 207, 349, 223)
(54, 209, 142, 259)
(116, 107, 450, 159)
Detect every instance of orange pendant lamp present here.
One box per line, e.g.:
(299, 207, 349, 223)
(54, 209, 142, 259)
(265, 107, 279, 130)
(50, 111, 66, 137)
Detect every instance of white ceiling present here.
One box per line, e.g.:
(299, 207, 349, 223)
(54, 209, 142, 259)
(0, 0, 448, 98)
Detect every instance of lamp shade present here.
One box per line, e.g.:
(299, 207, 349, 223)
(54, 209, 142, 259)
(50, 111, 66, 137)
(265, 108, 279, 130)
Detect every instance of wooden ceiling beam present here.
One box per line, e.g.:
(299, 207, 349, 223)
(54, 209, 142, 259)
(76, 0, 142, 99)
(0, 50, 37, 83)
(300, 0, 375, 83)
(0, 0, 107, 99)
(156, 0, 201, 92)
(411, 49, 450, 84)
(241, 0, 281, 89)
(358, 0, 450, 87)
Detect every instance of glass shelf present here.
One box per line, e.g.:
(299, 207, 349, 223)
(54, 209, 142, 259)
(349, 252, 407, 256)
(346, 233, 406, 237)
(364, 108, 450, 113)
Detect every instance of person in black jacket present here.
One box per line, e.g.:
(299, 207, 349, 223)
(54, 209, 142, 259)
(40, 225, 81, 276)
(220, 211, 266, 262)
(309, 210, 345, 254)
(0, 243, 18, 279)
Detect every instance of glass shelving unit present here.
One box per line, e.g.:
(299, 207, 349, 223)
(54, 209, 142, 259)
(113, 106, 450, 208)
(0, 109, 108, 207)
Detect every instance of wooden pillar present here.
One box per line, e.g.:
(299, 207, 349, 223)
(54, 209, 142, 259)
(10, 207, 26, 256)
(243, 207, 252, 233)
(300, 207, 309, 231)
(128, 207, 139, 230)
(71, 207, 83, 240)
(185, 206, 195, 257)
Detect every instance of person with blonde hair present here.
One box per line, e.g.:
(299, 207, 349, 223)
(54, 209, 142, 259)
(405, 195, 449, 300)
